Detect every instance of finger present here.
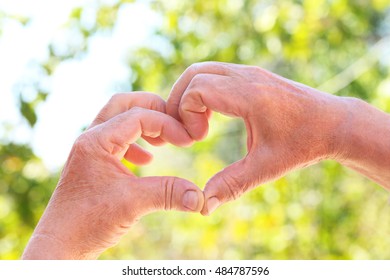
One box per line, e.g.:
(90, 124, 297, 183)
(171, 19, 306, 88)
(91, 107, 194, 159)
(167, 62, 231, 121)
(142, 136, 167, 146)
(89, 92, 166, 129)
(206, 108, 213, 120)
(124, 144, 153, 165)
(201, 153, 261, 216)
(127, 176, 204, 215)
(179, 73, 248, 140)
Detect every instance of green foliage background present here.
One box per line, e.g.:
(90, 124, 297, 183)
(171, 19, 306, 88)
(1, 0, 390, 259)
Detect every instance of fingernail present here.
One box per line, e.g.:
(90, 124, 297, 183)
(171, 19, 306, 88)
(182, 191, 199, 211)
(206, 197, 220, 214)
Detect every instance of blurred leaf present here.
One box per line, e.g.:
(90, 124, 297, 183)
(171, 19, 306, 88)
(19, 96, 37, 128)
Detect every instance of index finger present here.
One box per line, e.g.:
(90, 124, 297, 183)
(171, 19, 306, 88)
(90, 107, 194, 159)
(166, 62, 231, 120)
(89, 92, 166, 129)
(89, 92, 167, 147)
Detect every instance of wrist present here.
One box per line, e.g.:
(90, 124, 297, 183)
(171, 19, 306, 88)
(333, 97, 390, 188)
(333, 96, 381, 162)
(23, 233, 99, 260)
(293, 89, 354, 163)
(323, 96, 356, 161)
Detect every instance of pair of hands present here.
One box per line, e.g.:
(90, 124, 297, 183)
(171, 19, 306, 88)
(22, 62, 390, 259)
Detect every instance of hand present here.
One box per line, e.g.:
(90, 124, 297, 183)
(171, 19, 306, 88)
(22, 92, 204, 259)
(167, 62, 351, 215)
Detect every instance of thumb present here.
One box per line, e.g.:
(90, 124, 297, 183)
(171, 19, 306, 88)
(201, 155, 259, 216)
(131, 176, 205, 216)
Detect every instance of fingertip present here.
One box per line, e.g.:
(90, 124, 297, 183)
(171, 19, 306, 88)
(125, 156, 153, 166)
(200, 196, 220, 216)
(166, 126, 196, 147)
(192, 127, 209, 142)
(179, 138, 195, 148)
(151, 176, 205, 213)
(179, 108, 209, 142)
(166, 101, 182, 121)
(124, 144, 154, 165)
(200, 193, 209, 216)
(185, 121, 209, 142)
(206, 108, 213, 120)
(158, 177, 204, 213)
(135, 154, 153, 165)
(182, 188, 205, 212)
(200, 208, 209, 216)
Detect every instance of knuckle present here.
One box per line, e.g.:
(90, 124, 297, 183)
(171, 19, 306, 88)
(193, 61, 216, 69)
(128, 106, 146, 116)
(188, 62, 202, 72)
(190, 73, 208, 86)
(190, 61, 228, 75)
(181, 76, 209, 111)
(109, 93, 126, 104)
(149, 95, 166, 112)
(162, 177, 176, 211)
(131, 92, 165, 112)
(73, 133, 90, 150)
(187, 61, 210, 75)
(91, 93, 129, 126)
(249, 65, 264, 75)
(186, 74, 209, 96)
(220, 174, 244, 201)
(94, 113, 107, 125)
(71, 132, 96, 157)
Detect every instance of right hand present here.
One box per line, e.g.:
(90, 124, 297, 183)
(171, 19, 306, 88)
(167, 62, 351, 215)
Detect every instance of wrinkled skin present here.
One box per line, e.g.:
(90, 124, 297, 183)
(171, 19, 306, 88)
(22, 93, 204, 259)
(167, 62, 390, 215)
(23, 62, 390, 259)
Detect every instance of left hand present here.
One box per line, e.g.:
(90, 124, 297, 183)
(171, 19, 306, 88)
(22, 92, 204, 259)
(166, 62, 350, 215)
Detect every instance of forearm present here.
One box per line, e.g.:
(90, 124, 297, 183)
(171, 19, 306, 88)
(336, 97, 390, 190)
(22, 233, 100, 260)
(22, 208, 101, 260)
(23, 234, 76, 260)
